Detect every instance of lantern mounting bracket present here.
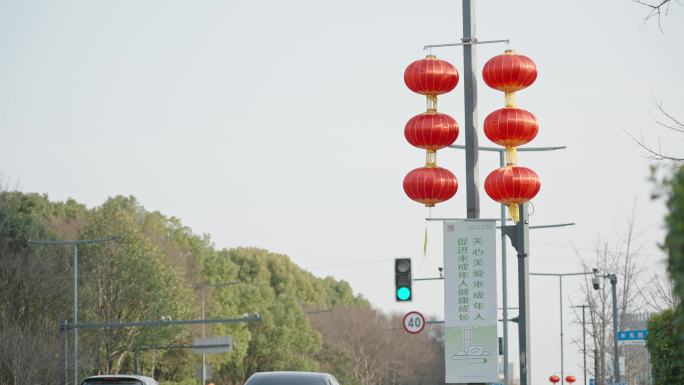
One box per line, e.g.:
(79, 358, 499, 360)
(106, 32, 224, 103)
(423, 39, 509, 51)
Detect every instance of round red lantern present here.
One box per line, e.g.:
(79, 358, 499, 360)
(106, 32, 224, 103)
(405, 112, 459, 150)
(404, 55, 459, 97)
(484, 166, 540, 205)
(549, 375, 560, 384)
(565, 375, 576, 384)
(484, 107, 538, 148)
(403, 166, 458, 207)
(482, 50, 537, 93)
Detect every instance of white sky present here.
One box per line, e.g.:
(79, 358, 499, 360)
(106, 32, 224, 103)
(1, 1, 682, 384)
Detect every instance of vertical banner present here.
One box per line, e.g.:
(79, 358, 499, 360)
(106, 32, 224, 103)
(444, 220, 498, 383)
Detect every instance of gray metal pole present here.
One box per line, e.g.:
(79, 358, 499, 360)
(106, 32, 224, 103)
(72, 243, 78, 385)
(28, 237, 119, 385)
(499, 151, 509, 385)
(610, 274, 619, 383)
(61, 320, 68, 385)
(582, 306, 587, 385)
(594, 348, 599, 385)
(516, 203, 531, 385)
(560, 276, 564, 383)
(462, 0, 480, 219)
(201, 291, 206, 385)
(134, 350, 139, 375)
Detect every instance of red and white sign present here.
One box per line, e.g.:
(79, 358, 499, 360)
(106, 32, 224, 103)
(403, 311, 426, 334)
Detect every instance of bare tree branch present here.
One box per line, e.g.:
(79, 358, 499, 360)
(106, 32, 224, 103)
(633, 0, 676, 31)
(622, 127, 684, 161)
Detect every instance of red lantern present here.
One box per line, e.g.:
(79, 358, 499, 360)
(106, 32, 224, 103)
(403, 167, 458, 207)
(405, 112, 459, 150)
(484, 166, 540, 205)
(482, 50, 537, 93)
(404, 55, 459, 96)
(549, 375, 560, 384)
(565, 375, 576, 384)
(484, 107, 538, 147)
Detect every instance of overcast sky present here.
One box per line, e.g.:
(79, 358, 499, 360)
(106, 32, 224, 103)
(1, 0, 682, 383)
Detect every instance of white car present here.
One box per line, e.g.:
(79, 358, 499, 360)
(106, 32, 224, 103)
(245, 371, 340, 385)
(81, 375, 158, 385)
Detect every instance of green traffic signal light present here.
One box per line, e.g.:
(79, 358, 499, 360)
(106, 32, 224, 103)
(395, 258, 412, 302)
(397, 286, 411, 301)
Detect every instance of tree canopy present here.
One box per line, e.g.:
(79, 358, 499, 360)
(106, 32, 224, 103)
(0, 192, 441, 385)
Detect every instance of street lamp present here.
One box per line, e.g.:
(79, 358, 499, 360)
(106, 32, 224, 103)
(530, 271, 591, 384)
(29, 236, 119, 385)
(591, 268, 620, 384)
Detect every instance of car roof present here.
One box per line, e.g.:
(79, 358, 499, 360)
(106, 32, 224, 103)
(247, 371, 338, 385)
(82, 375, 158, 385)
(251, 372, 332, 377)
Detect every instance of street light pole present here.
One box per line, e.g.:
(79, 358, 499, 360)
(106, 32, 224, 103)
(530, 272, 591, 383)
(592, 269, 620, 384)
(609, 274, 619, 384)
(449, 143, 567, 385)
(201, 290, 206, 385)
(572, 304, 590, 385)
(462, 0, 479, 221)
(29, 236, 119, 385)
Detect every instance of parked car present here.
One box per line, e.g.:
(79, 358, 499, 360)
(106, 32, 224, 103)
(245, 371, 340, 385)
(81, 375, 158, 385)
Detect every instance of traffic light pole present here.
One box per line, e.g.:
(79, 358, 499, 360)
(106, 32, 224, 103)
(502, 204, 531, 385)
(609, 274, 619, 384)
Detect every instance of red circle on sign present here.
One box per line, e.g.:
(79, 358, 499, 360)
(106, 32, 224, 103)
(402, 311, 426, 334)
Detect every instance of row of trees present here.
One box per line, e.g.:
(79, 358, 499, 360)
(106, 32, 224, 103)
(0, 192, 443, 385)
(645, 165, 684, 385)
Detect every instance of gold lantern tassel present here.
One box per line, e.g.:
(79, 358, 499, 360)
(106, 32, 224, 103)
(423, 207, 432, 257)
(508, 203, 520, 223)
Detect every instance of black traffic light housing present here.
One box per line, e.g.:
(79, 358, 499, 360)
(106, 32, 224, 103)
(395, 258, 412, 302)
(591, 268, 601, 290)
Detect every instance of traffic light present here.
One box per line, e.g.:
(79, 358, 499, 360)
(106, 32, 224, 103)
(395, 258, 412, 301)
(591, 268, 601, 290)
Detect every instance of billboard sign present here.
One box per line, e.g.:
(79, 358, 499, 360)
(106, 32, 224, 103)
(443, 220, 498, 383)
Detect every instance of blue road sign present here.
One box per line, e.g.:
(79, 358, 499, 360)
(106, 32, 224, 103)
(617, 329, 648, 341)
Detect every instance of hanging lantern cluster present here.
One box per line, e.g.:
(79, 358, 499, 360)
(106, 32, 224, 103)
(402, 55, 460, 207)
(482, 50, 540, 222)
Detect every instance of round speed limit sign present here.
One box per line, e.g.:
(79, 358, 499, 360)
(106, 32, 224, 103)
(402, 311, 426, 334)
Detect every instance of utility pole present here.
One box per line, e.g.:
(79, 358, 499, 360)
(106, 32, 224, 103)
(609, 274, 619, 384)
(29, 236, 119, 385)
(572, 304, 590, 385)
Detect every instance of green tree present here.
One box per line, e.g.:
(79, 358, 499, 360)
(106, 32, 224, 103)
(664, 166, 684, 331)
(646, 309, 684, 384)
(0, 192, 86, 385)
(78, 196, 195, 375)
(204, 248, 324, 384)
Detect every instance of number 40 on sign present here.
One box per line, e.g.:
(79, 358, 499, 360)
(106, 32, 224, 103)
(403, 311, 426, 334)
